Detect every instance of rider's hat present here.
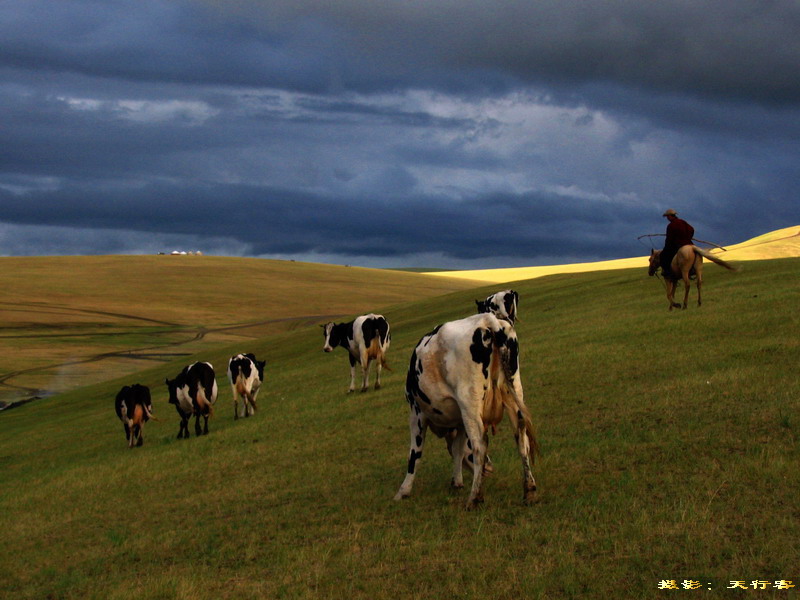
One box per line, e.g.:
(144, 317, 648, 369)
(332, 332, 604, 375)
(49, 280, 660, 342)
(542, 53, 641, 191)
(662, 208, 678, 217)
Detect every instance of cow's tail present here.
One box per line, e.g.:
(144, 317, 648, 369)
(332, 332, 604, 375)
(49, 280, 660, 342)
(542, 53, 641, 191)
(380, 328, 392, 371)
(693, 246, 739, 271)
(499, 346, 540, 463)
(234, 373, 248, 397)
(143, 403, 158, 422)
(196, 386, 215, 418)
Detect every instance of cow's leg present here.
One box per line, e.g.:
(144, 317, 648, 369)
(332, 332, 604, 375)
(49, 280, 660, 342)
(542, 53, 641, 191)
(360, 353, 370, 392)
(394, 404, 427, 500)
(374, 355, 383, 390)
(230, 385, 239, 420)
(135, 424, 143, 447)
(459, 397, 488, 509)
(178, 417, 188, 439)
(348, 354, 357, 393)
(196, 413, 209, 435)
(449, 428, 468, 490)
(506, 407, 537, 504)
(248, 389, 259, 416)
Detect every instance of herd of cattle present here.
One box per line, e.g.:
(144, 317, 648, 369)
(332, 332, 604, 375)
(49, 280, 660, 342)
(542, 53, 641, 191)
(114, 289, 535, 508)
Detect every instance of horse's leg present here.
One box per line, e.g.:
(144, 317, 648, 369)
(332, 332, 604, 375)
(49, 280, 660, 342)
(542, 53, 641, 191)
(668, 281, 681, 310)
(696, 257, 703, 307)
(667, 280, 675, 311)
(682, 272, 691, 309)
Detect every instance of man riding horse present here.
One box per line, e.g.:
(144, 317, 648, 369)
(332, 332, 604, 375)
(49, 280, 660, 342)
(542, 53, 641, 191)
(660, 208, 694, 279)
(649, 209, 738, 310)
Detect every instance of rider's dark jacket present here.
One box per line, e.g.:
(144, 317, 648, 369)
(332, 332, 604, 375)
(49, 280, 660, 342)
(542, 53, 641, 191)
(660, 218, 694, 275)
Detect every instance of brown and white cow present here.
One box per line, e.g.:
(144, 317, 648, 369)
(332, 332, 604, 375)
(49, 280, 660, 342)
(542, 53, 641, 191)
(394, 313, 538, 509)
(476, 289, 519, 324)
(227, 353, 265, 419)
(165, 362, 218, 438)
(114, 383, 153, 448)
(322, 314, 391, 393)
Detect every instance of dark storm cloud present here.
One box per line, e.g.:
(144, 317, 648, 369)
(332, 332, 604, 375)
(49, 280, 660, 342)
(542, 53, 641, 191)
(195, 0, 800, 103)
(0, 0, 798, 266)
(5, 1, 799, 101)
(0, 180, 655, 261)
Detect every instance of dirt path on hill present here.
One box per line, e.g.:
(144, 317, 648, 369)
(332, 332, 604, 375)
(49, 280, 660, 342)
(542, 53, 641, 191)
(0, 308, 343, 411)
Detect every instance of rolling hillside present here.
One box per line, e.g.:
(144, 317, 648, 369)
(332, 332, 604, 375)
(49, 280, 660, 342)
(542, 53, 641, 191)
(0, 248, 798, 598)
(425, 225, 800, 283)
(0, 255, 480, 407)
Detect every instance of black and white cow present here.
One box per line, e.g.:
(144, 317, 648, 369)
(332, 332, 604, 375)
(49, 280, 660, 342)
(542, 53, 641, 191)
(165, 362, 218, 438)
(394, 313, 538, 509)
(322, 313, 391, 393)
(227, 353, 265, 419)
(476, 289, 519, 324)
(114, 384, 153, 448)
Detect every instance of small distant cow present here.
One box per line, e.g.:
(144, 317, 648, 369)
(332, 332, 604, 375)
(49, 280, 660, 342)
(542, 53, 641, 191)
(322, 313, 391, 393)
(114, 384, 153, 448)
(394, 313, 538, 509)
(165, 362, 218, 438)
(476, 289, 519, 324)
(227, 353, 265, 419)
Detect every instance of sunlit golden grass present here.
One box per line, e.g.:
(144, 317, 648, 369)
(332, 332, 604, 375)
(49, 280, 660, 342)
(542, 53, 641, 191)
(1, 254, 798, 599)
(427, 225, 800, 283)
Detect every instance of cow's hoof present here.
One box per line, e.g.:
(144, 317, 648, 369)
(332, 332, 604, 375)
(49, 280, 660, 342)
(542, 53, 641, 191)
(234, 414, 239, 421)
(465, 497, 484, 511)
(523, 487, 537, 505)
(393, 492, 410, 501)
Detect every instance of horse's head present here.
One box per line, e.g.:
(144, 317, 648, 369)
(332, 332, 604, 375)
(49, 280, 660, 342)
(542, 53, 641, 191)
(648, 249, 661, 276)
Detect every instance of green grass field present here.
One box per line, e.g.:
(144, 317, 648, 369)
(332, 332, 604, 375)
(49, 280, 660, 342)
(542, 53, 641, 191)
(1, 256, 799, 599)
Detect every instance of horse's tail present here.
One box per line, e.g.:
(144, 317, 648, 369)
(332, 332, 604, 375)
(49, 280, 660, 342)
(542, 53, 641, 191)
(692, 246, 739, 271)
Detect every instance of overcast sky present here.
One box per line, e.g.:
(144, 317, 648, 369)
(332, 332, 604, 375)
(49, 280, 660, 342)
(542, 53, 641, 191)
(1, 0, 798, 268)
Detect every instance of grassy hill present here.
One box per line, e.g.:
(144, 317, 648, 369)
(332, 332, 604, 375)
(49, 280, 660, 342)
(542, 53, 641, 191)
(1, 253, 798, 599)
(0, 255, 480, 406)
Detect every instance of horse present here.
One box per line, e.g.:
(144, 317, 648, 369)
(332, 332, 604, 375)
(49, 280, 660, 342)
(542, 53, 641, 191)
(649, 245, 737, 310)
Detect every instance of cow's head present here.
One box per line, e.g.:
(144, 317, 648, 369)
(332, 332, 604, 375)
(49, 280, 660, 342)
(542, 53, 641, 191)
(255, 359, 266, 381)
(321, 322, 339, 352)
(477, 290, 518, 324)
(165, 377, 179, 405)
(501, 290, 519, 324)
